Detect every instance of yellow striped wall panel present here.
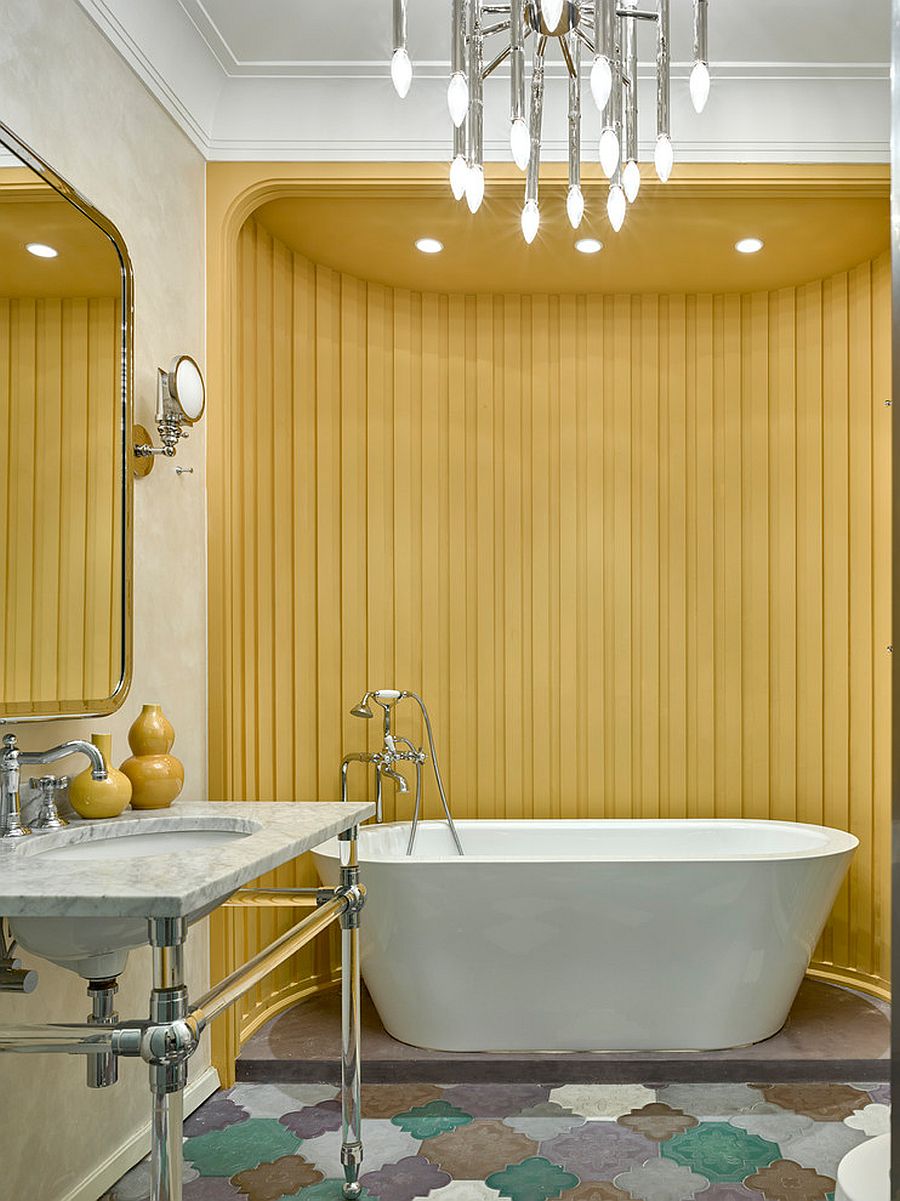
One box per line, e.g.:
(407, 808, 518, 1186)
(0, 296, 121, 706)
(208, 217, 891, 1078)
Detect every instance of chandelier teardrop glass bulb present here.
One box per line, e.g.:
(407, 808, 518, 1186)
(607, 183, 626, 233)
(449, 154, 468, 201)
(541, 0, 565, 32)
(391, 47, 412, 98)
(465, 163, 485, 214)
(590, 56, 613, 112)
(566, 185, 585, 229)
(510, 118, 531, 171)
(599, 127, 620, 179)
(689, 61, 710, 114)
(654, 133, 674, 183)
(447, 71, 469, 127)
(622, 160, 641, 204)
(521, 199, 540, 244)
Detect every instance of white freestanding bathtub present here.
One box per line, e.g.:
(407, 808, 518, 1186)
(314, 819, 857, 1052)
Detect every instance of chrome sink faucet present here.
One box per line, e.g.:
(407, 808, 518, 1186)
(0, 734, 107, 839)
(341, 690, 464, 856)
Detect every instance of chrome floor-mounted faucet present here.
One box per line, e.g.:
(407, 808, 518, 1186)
(341, 690, 464, 856)
(0, 734, 107, 839)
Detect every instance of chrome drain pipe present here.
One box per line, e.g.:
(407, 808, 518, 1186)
(86, 978, 119, 1088)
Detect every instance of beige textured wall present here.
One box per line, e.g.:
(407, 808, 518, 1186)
(0, 2, 208, 1198)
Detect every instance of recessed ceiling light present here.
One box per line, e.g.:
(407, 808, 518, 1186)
(735, 237, 764, 254)
(25, 242, 58, 258)
(415, 238, 443, 254)
(575, 238, 603, 255)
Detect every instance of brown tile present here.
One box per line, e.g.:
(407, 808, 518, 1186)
(758, 1083, 869, 1121)
(744, 1159, 835, 1201)
(421, 1120, 538, 1178)
(616, 1103, 698, 1142)
(230, 1154, 322, 1201)
(360, 1083, 444, 1117)
(561, 1185, 630, 1201)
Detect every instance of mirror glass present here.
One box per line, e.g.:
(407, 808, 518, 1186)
(0, 129, 131, 718)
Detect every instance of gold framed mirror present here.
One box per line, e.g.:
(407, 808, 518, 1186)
(0, 120, 133, 720)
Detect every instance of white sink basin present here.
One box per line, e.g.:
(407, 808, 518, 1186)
(9, 819, 256, 979)
(33, 828, 249, 862)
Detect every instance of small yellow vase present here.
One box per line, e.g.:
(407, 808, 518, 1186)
(120, 753, 185, 810)
(121, 704, 184, 809)
(128, 704, 175, 756)
(69, 732, 132, 820)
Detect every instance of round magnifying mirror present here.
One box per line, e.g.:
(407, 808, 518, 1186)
(169, 354, 205, 423)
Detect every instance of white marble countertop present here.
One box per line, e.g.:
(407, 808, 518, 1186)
(0, 800, 374, 918)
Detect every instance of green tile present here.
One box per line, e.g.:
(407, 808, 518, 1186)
(391, 1100, 474, 1139)
(662, 1121, 779, 1183)
(183, 1117, 301, 1177)
(486, 1156, 579, 1201)
(285, 1182, 373, 1201)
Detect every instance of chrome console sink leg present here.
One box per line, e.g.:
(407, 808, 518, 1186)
(339, 826, 363, 1200)
(149, 916, 188, 1201)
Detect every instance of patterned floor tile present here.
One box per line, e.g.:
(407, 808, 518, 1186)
(743, 1159, 835, 1201)
(616, 1104, 698, 1143)
(486, 1156, 579, 1201)
(228, 1083, 340, 1118)
(559, 1184, 630, 1201)
(756, 1085, 868, 1122)
(108, 1159, 200, 1200)
(182, 1179, 241, 1200)
(656, 1084, 764, 1117)
(185, 1095, 250, 1137)
(392, 1100, 474, 1139)
(441, 1085, 550, 1118)
(661, 1122, 779, 1183)
(729, 1104, 815, 1146)
(549, 1087, 655, 1120)
(613, 1156, 709, 1201)
(286, 1180, 372, 1201)
(541, 1124, 658, 1181)
(184, 1119, 302, 1177)
(695, 1187, 765, 1201)
(360, 1085, 444, 1118)
(299, 1121, 421, 1177)
(359, 1154, 452, 1201)
(280, 1099, 344, 1139)
(421, 1120, 539, 1177)
(843, 1102, 890, 1136)
(106, 1079, 887, 1201)
(427, 1182, 503, 1201)
(504, 1103, 586, 1141)
(776, 1121, 866, 1178)
(231, 1153, 323, 1201)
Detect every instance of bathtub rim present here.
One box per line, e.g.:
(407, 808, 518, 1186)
(312, 817, 859, 865)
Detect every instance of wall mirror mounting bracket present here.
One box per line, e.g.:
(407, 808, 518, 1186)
(133, 354, 205, 478)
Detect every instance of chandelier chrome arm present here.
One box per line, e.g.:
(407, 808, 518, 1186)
(521, 35, 545, 242)
(566, 35, 584, 229)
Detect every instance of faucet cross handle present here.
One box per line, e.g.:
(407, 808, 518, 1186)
(28, 775, 70, 831)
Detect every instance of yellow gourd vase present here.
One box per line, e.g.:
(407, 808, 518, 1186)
(69, 732, 132, 820)
(120, 704, 184, 810)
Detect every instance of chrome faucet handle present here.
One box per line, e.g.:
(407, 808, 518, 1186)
(28, 774, 69, 831)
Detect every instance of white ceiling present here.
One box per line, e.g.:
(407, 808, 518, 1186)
(182, 0, 890, 69)
(76, 0, 891, 161)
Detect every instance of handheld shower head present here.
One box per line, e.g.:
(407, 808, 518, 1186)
(350, 694, 374, 719)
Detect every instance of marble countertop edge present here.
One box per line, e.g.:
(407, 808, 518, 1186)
(0, 800, 374, 918)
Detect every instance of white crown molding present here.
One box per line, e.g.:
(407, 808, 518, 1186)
(76, 0, 891, 165)
(195, 59, 891, 81)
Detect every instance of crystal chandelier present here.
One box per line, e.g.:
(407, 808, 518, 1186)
(389, 0, 711, 240)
